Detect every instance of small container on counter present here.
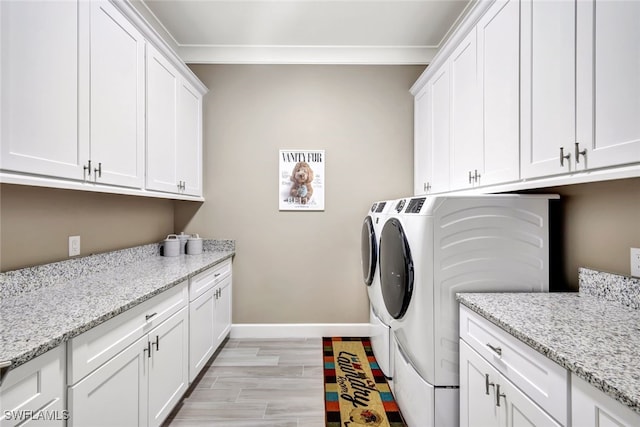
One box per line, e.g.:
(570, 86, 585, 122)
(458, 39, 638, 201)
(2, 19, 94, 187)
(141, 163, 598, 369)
(162, 234, 180, 257)
(177, 232, 189, 254)
(186, 234, 203, 255)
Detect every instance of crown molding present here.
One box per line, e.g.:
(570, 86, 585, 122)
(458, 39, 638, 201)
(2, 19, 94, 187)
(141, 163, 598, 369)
(178, 45, 437, 65)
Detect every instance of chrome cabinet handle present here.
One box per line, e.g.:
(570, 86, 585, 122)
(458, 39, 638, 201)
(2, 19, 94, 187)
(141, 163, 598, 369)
(560, 147, 571, 166)
(145, 312, 158, 321)
(94, 162, 102, 178)
(84, 160, 92, 177)
(469, 171, 473, 184)
(152, 335, 159, 351)
(485, 374, 495, 395)
(486, 343, 502, 356)
(474, 169, 481, 183)
(496, 384, 506, 407)
(575, 142, 587, 163)
(143, 340, 152, 358)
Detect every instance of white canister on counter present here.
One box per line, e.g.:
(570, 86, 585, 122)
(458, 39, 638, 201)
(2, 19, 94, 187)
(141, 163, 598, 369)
(186, 234, 203, 255)
(162, 234, 180, 257)
(177, 232, 189, 254)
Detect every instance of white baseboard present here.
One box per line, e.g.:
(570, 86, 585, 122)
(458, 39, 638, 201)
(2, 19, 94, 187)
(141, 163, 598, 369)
(230, 323, 372, 339)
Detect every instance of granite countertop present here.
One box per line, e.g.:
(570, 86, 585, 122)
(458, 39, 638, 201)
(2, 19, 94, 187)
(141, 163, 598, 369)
(458, 268, 640, 415)
(0, 240, 235, 372)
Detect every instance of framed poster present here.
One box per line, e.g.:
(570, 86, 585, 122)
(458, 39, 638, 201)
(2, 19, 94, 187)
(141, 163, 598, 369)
(279, 150, 325, 211)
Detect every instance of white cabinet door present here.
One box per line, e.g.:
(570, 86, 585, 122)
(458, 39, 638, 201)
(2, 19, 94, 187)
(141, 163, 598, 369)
(576, 0, 640, 170)
(176, 80, 203, 196)
(1, 0, 87, 180)
(477, 0, 520, 186)
(146, 44, 179, 194)
(459, 341, 499, 427)
(429, 63, 451, 194)
(189, 288, 216, 383)
(89, 0, 145, 188)
(450, 29, 481, 190)
(414, 84, 431, 195)
(520, 0, 576, 178)
(572, 374, 640, 427)
(68, 336, 148, 427)
(497, 375, 561, 427)
(460, 341, 561, 427)
(213, 276, 232, 349)
(148, 307, 189, 427)
(0, 346, 66, 427)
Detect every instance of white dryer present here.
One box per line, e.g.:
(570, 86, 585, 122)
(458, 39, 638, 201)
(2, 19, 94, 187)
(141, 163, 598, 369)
(361, 200, 394, 378)
(379, 194, 557, 427)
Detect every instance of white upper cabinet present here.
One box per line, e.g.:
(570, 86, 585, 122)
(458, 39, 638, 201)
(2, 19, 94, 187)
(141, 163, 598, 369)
(413, 84, 431, 195)
(521, 0, 577, 178)
(477, 0, 520, 186)
(576, 0, 640, 170)
(89, 1, 145, 188)
(1, 0, 206, 199)
(147, 45, 203, 197)
(449, 28, 481, 190)
(176, 80, 203, 197)
(1, 1, 87, 179)
(413, 62, 451, 196)
(146, 45, 179, 194)
(521, 0, 640, 179)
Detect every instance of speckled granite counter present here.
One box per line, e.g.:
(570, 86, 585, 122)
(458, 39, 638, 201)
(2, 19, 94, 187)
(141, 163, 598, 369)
(0, 240, 234, 372)
(458, 268, 640, 415)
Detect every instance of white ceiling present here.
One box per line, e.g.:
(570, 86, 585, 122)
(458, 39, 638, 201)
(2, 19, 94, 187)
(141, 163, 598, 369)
(137, 0, 472, 64)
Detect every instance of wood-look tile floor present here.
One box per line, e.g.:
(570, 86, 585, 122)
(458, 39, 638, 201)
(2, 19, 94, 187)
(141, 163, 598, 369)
(163, 338, 326, 427)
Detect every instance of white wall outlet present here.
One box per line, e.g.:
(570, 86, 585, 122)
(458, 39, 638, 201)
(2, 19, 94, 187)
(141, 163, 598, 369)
(631, 248, 640, 278)
(69, 235, 81, 257)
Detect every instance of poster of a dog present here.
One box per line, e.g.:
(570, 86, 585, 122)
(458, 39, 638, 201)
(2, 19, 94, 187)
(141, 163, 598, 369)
(279, 150, 325, 211)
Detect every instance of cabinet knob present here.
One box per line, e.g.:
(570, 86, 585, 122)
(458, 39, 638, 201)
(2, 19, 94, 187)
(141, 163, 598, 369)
(560, 147, 571, 167)
(575, 142, 587, 164)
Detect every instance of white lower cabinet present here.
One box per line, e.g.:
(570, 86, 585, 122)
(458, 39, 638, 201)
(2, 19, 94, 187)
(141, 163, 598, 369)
(69, 307, 188, 427)
(188, 260, 232, 382)
(460, 341, 560, 427)
(213, 275, 232, 349)
(68, 336, 148, 427)
(459, 305, 568, 427)
(67, 281, 189, 427)
(572, 375, 640, 427)
(0, 346, 66, 427)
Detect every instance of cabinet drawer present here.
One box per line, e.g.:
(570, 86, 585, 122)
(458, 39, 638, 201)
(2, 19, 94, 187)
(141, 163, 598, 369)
(68, 281, 188, 384)
(459, 305, 568, 425)
(189, 259, 231, 301)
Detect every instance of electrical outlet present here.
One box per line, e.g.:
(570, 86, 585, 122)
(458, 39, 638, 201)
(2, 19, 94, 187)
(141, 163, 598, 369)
(631, 248, 640, 278)
(69, 235, 81, 257)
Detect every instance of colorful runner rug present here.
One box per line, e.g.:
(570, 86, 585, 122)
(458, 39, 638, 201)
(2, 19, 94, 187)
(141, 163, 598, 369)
(323, 337, 406, 427)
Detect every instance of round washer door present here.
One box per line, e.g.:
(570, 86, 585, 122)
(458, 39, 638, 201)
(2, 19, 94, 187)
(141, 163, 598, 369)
(361, 216, 377, 286)
(379, 218, 414, 319)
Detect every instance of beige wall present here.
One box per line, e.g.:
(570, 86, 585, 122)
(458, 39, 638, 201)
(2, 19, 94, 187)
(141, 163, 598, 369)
(0, 184, 175, 271)
(174, 65, 424, 323)
(530, 177, 640, 290)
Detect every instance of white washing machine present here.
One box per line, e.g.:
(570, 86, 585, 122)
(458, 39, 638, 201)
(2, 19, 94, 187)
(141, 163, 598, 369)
(378, 194, 558, 426)
(361, 200, 394, 378)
